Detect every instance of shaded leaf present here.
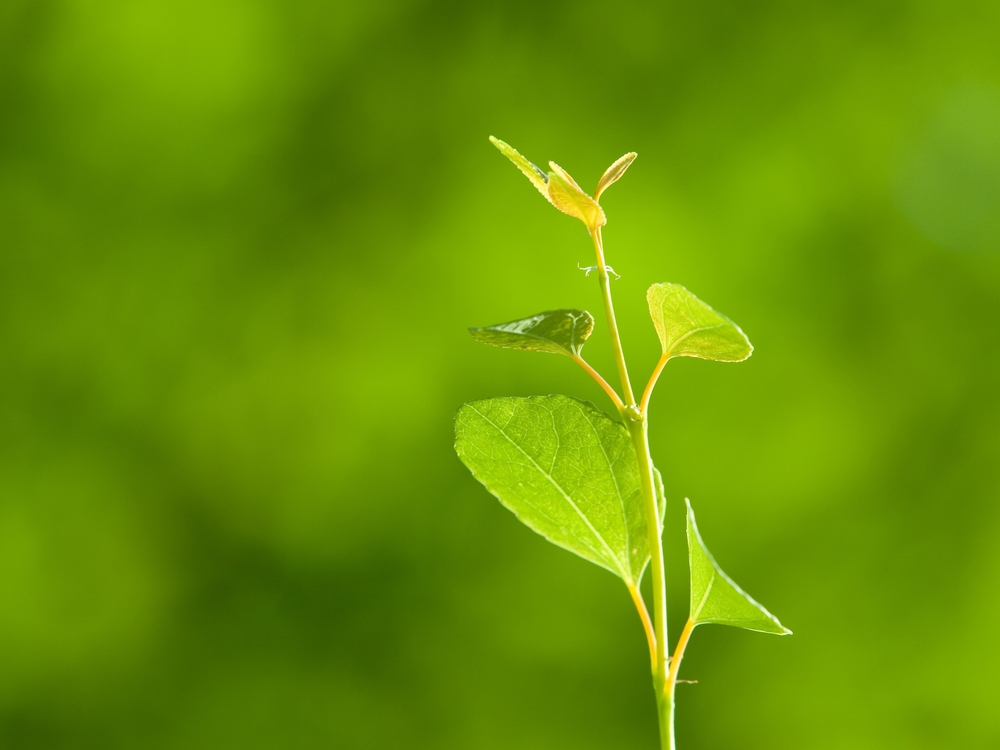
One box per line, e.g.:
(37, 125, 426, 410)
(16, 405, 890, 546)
(595, 152, 637, 201)
(468, 309, 594, 357)
(547, 162, 607, 229)
(686, 499, 790, 634)
(647, 283, 752, 362)
(455, 395, 657, 584)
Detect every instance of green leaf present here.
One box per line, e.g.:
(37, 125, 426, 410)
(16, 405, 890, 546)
(490, 136, 550, 199)
(647, 283, 752, 362)
(455, 395, 657, 584)
(594, 152, 637, 201)
(468, 309, 594, 357)
(686, 499, 790, 634)
(547, 162, 607, 229)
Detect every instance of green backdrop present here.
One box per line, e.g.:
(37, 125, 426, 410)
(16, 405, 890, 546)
(2, 1, 999, 747)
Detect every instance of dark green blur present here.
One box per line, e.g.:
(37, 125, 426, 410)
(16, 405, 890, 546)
(2, 1, 999, 748)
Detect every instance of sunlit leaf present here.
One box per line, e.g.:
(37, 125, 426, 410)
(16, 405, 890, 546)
(468, 309, 594, 357)
(686, 499, 790, 634)
(647, 283, 752, 362)
(594, 152, 637, 201)
(455, 395, 658, 584)
(489, 136, 549, 198)
(547, 162, 607, 229)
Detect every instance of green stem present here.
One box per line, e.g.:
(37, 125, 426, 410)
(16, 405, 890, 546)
(590, 227, 635, 406)
(663, 619, 696, 750)
(588, 225, 670, 748)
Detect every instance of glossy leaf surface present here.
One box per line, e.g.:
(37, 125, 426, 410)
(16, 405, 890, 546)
(455, 395, 656, 583)
(594, 152, 637, 201)
(686, 499, 790, 634)
(647, 283, 752, 362)
(468, 309, 594, 357)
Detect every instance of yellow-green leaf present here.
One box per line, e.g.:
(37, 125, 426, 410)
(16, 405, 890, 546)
(547, 162, 606, 229)
(489, 136, 549, 199)
(595, 152, 637, 201)
(647, 283, 752, 362)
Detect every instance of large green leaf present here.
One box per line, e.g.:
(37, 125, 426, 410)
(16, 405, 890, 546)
(468, 309, 594, 357)
(686, 499, 790, 634)
(455, 395, 658, 584)
(647, 283, 752, 362)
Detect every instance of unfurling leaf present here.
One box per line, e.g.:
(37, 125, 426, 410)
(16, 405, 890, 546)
(647, 283, 752, 362)
(469, 309, 594, 357)
(455, 395, 659, 584)
(547, 162, 607, 229)
(594, 152, 637, 201)
(489, 137, 607, 231)
(686, 499, 790, 634)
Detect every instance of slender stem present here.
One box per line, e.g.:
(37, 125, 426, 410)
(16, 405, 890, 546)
(589, 227, 635, 406)
(640, 353, 669, 416)
(586, 223, 670, 748)
(627, 584, 657, 672)
(663, 619, 697, 750)
(629, 419, 668, 686)
(571, 355, 625, 412)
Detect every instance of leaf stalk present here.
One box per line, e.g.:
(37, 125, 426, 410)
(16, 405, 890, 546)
(571, 355, 625, 412)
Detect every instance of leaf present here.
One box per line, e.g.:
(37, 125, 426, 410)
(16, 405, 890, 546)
(469, 309, 594, 357)
(455, 395, 657, 584)
(686, 499, 790, 635)
(594, 152, 637, 201)
(646, 283, 753, 362)
(490, 136, 550, 199)
(488, 137, 607, 231)
(547, 162, 607, 229)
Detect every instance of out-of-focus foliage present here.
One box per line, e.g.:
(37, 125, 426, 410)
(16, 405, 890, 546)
(1, 1, 998, 748)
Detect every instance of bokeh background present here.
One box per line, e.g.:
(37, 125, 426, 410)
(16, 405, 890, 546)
(2, 1, 999, 748)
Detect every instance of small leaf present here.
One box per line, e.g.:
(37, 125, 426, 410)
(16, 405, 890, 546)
(490, 136, 549, 199)
(469, 309, 594, 357)
(686, 499, 790, 635)
(647, 283, 752, 362)
(594, 152, 637, 201)
(455, 395, 657, 584)
(547, 162, 607, 229)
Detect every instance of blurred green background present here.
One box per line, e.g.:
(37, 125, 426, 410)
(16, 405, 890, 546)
(2, 1, 999, 748)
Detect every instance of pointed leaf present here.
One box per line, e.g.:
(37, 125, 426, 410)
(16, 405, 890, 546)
(490, 136, 550, 199)
(595, 152, 637, 201)
(455, 395, 657, 584)
(547, 162, 607, 229)
(468, 309, 594, 357)
(647, 283, 752, 362)
(686, 499, 790, 634)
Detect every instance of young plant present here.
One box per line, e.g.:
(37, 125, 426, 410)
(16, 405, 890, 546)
(454, 138, 790, 749)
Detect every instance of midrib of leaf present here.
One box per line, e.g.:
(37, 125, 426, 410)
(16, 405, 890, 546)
(467, 402, 631, 581)
(567, 398, 631, 574)
(691, 573, 715, 621)
(663, 322, 725, 357)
